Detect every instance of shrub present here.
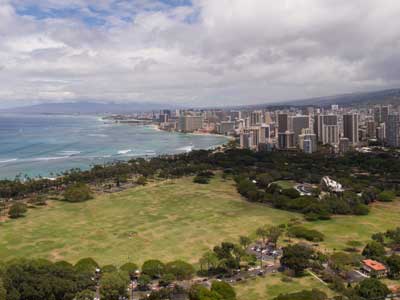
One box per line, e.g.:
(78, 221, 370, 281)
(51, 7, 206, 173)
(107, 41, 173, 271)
(136, 176, 147, 185)
(8, 202, 28, 218)
(193, 175, 210, 184)
(377, 190, 396, 202)
(63, 183, 92, 202)
(211, 281, 236, 300)
(288, 226, 324, 242)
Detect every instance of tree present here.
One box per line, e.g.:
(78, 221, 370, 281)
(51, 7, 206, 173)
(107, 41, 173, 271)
(165, 260, 195, 280)
(387, 254, 400, 279)
(159, 273, 175, 287)
(64, 182, 92, 202)
(211, 281, 236, 300)
(256, 173, 274, 189)
(280, 244, 314, 276)
(239, 236, 252, 250)
(199, 251, 219, 273)
(102, 264, 118, 273)
(137, 274, 151, 291)
(75, 290, 96, 300)
(74, 257, 99, 273)
(8, 202, 27, 218)
(256, 226, 269, 246)
(362, 241, 386, 260)
(355, 278, 390, 300)
(0, 279, 6, 300)
(267, 226, 283, 246)
(120, 262, 139, 279)
(142, 260, 165, 278)
(100, 272, 129, 300)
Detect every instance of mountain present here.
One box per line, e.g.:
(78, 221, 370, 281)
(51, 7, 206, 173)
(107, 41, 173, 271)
(1, 101, 177, 114)
(227, 88, 400, 111)
(284, 88, 400, 107)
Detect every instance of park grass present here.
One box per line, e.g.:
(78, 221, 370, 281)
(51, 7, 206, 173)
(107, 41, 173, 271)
(273, 180, 297, 190)
(305, 200, 400, 252)
(235, 273, 335, 300)
(0, 176, 297, 266)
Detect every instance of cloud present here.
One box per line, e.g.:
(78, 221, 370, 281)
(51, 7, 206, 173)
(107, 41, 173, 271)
(0, 0, 400, 107)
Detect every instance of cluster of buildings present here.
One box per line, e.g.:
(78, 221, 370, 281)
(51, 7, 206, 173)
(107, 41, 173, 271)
(152, 103, 400, 153)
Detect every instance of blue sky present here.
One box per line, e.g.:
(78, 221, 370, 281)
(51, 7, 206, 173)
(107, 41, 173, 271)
(1, 0, 400, 108)
(12, 0, 194, 27)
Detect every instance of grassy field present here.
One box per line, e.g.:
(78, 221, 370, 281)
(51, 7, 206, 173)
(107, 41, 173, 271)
(304, 201, 400, 252)
(235, 273, 334, 300)
(0, 174, 399, 270)
(0, 176, 297, 266)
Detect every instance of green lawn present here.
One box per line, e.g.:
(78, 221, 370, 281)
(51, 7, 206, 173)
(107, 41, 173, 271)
(305, 201, 400, 252)
(235, 273, 334, 300)
(0, 176, 297, 266)
(273, 180, 297, 190)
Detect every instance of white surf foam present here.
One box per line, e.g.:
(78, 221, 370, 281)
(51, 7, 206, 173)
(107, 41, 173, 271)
(118, 149, 132, 155)
(0, 158, 18, 164)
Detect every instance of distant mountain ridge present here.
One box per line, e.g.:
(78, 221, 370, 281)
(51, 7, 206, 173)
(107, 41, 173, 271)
(1, 88, 399, 114)
(284, 88, 400, 107)
(1, 101, 177, 114)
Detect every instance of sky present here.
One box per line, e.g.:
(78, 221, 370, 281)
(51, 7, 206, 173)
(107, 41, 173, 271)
(0, 0, 400, 108)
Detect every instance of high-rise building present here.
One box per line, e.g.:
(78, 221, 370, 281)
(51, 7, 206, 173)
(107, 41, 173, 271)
(374, 106, 382, 123)
(343, 114, 359, 145)
(278, 114, 289, 133)
(264, 111, 273, 124)
(259, 124, 270, 144)
(376, 123, 386, 142)
(278, 131, 295, 149)
(217, 121, 235, 135)
(339, 138, 351, 154)
(178, 115, 204, 132)
(229, 111, 241, 121)
(322, 124, 339, 145)
(366, 121, 377, 138)
(240, 131, 252, 149)
(314, 114, 338, 142)
(291, 115, 310, 145)
(381, 106, 391, 124)
(250, 111, 263, 126)
(386, 114, 400, 147)
(299, 129, 317, 153)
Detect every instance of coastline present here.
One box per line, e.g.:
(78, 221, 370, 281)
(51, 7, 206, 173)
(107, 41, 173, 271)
(0, 115, 232, 179)
(151, 123, 235, 141)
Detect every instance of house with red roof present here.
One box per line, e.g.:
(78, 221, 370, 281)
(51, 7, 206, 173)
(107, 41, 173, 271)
(362, 259, 387, 278)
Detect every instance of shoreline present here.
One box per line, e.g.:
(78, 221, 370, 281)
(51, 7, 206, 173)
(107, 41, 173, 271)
(151, 123, 235, 141)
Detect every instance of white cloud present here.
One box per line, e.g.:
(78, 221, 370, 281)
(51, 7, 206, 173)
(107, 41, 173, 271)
(1, 0, 400, 107)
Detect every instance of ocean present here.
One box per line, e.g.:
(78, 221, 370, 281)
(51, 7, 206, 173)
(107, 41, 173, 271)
(0, 114, 229, 179)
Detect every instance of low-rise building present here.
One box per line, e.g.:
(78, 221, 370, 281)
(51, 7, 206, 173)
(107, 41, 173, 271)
(362, 259, 387, 278)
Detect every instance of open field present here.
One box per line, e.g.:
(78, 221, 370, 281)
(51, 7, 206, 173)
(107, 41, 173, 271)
(235, 273, 335, 300)
(0, 174, 399, 269)
(304, 200, 400, 252)
(0, 176, 297, 266)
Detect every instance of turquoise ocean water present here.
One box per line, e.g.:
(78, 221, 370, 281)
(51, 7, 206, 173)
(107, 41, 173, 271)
(0, 114, 229, 179)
